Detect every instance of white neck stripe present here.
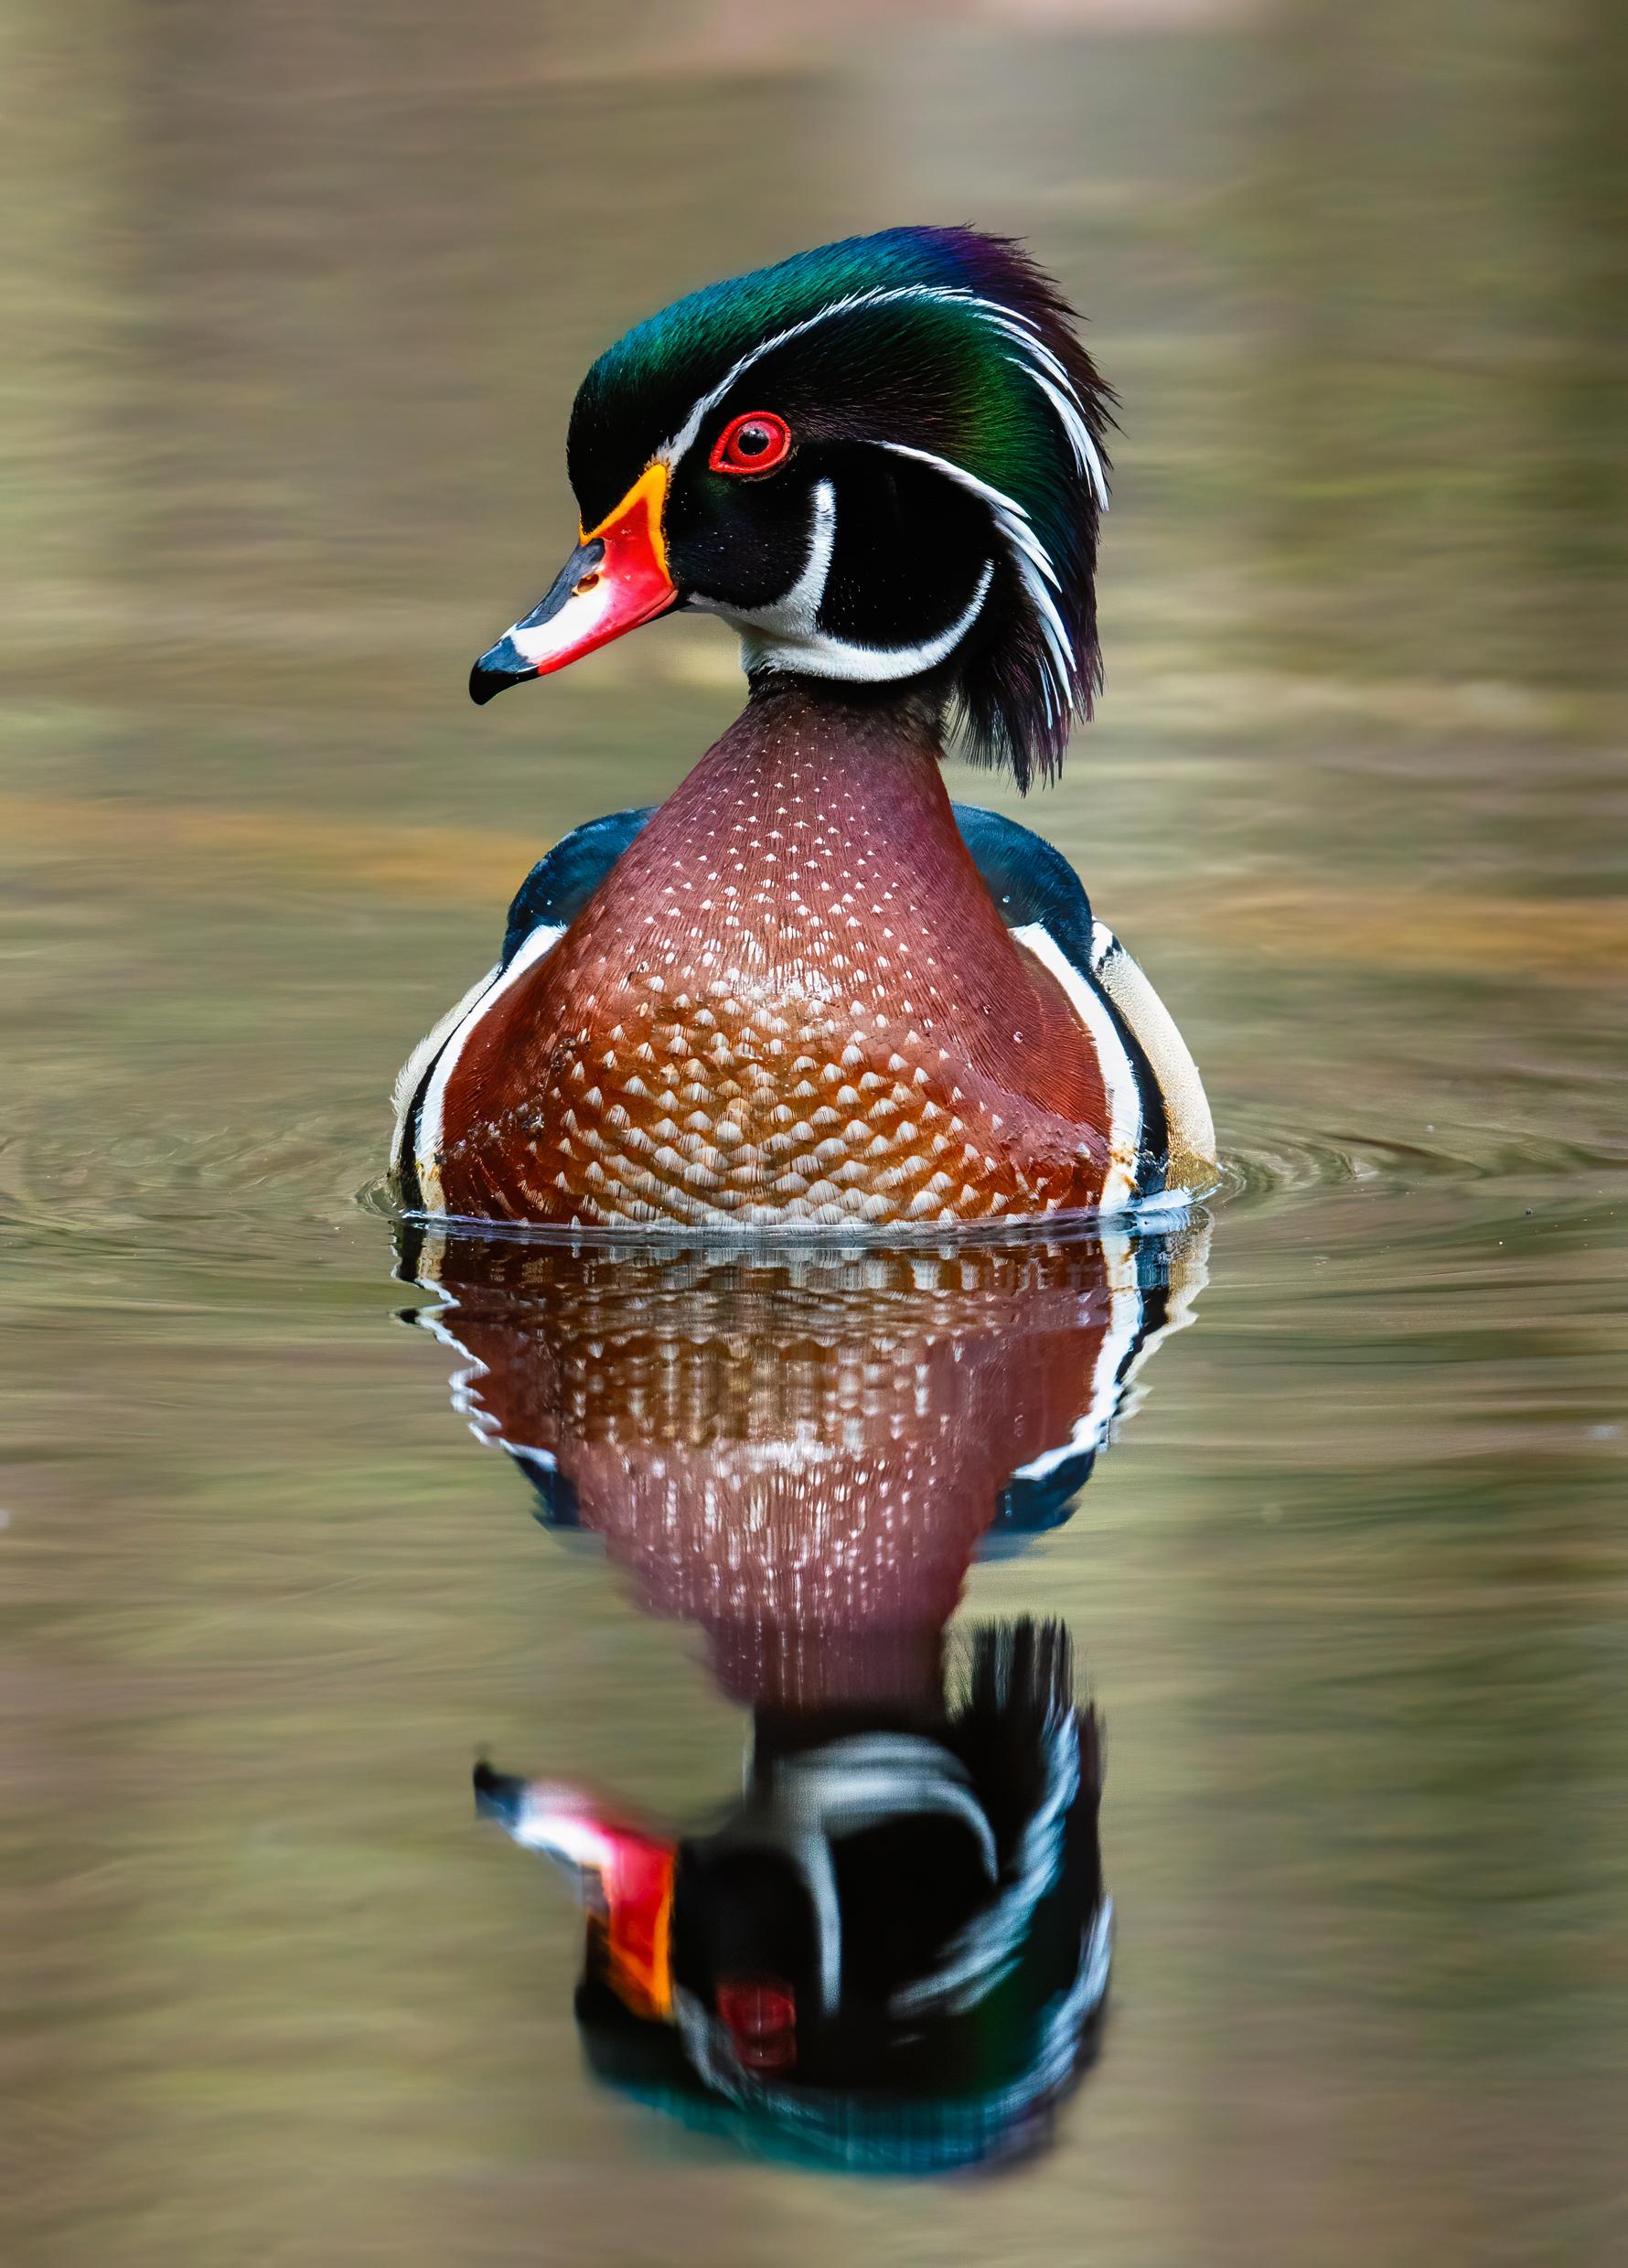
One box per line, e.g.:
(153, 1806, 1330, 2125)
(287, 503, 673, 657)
(738, 558, 994, 684)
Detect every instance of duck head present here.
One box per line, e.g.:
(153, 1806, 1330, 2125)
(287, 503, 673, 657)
(477, 1621, 1109, 2174)
(470, 226, 1114, 787)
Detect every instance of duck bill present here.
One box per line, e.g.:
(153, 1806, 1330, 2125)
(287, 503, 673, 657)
(469, 462, 676, 704)
(474, 1763, 677, 2018)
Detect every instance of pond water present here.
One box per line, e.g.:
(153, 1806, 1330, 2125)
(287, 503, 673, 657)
(2, 3, 1624, 2263)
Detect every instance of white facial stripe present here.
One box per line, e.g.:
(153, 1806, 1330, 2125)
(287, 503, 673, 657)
(780, 478, 839, 626)
(691, 478, 837, 641)
(745, 559, 994, 684)
(691, 475, 996, 684)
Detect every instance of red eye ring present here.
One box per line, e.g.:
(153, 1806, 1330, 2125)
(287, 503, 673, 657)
(709, 411, 792, 476)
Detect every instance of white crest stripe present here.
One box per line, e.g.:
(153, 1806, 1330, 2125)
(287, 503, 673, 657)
(878, 439, 1077, 713)
(879, 444, 1061, 588)
(1012, 360, 1110, 508)
(661, 283, 984, 467)
(659, 280, 1109, 513)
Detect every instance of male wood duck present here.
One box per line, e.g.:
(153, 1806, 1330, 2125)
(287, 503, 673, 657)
(392, 227, 1216, 1229)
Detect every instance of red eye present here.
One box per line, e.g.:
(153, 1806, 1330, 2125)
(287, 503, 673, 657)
(709, 411, 792, 476)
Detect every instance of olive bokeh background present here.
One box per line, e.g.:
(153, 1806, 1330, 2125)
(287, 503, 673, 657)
(2, 4, 1624, 2263)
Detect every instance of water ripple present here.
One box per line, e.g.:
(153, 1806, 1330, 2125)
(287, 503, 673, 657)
(2, 1097, 1621, 1264)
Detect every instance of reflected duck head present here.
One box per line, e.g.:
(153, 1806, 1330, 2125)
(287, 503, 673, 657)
(478, 1620, 1107, 2174)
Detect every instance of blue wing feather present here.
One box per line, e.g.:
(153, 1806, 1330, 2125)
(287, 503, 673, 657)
(946, 805, 1094, 974)
(501, 806, 657, 967)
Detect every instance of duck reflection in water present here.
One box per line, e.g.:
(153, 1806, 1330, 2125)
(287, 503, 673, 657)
(401, 1217, 1208, 2172)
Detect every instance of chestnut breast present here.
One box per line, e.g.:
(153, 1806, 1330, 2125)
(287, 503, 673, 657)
(432, 693, 1112, 1226)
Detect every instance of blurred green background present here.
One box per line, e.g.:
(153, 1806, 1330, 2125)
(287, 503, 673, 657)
(1, 3, 1625, 2263)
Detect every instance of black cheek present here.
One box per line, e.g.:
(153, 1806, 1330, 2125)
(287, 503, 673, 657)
(819, 457, 991, 647)
(666, 476, 822, 612)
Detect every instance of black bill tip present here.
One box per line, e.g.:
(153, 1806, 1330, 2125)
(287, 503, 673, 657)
(468, 634, 538, 706)
(473, 1758, 527, 1826)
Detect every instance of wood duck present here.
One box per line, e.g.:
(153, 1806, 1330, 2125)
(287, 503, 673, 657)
(392, 227, 1216, 1229)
